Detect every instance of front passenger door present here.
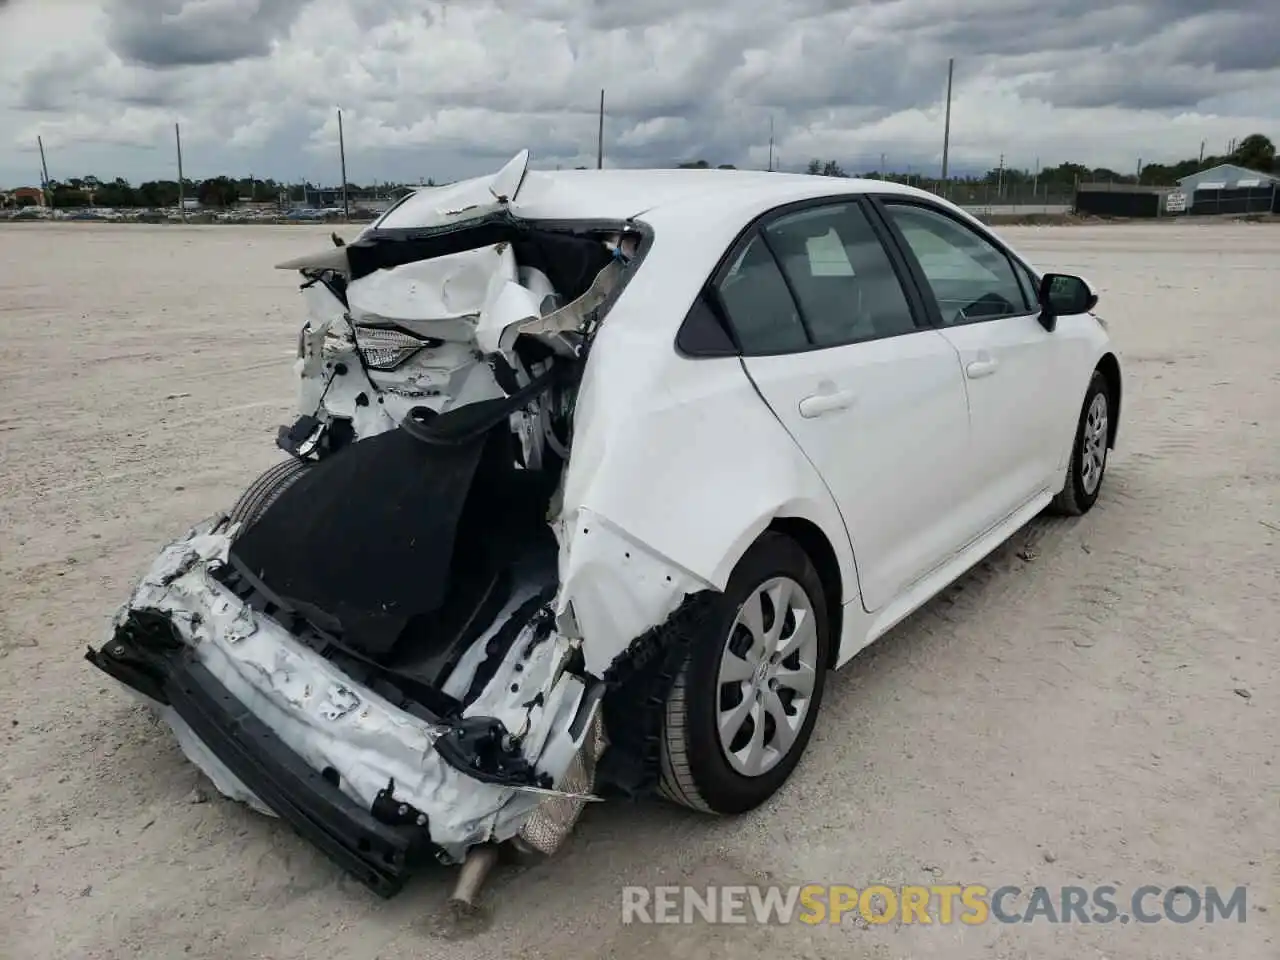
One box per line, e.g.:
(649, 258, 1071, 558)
(876, 200, 1068, 541)
(717, 199, 973, 613)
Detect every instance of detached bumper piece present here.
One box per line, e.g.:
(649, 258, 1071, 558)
(87, 624, 436, 898)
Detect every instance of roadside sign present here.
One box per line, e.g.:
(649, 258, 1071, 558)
(1165, 191, 1187, 213)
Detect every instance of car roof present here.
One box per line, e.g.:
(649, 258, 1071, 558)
(380, 164, 939, 231)
(510, 167, 933, 222)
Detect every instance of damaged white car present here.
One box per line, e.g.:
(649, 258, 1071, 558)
(88, 151, 1122, 898)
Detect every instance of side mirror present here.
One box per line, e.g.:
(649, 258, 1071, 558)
(1038, 273, 1098, 329)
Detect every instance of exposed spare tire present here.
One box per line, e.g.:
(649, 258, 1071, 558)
(227, 457, 314, 534)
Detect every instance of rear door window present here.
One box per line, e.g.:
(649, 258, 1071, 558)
(761, 202, 920, 347)
(714, 233, 809, 354)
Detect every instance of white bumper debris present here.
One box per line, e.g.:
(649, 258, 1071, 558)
(110, 518, 603, 864)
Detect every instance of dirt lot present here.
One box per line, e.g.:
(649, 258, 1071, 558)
(0, 221, 1276, 959)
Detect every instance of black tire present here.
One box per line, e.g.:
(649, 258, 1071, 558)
(658, 532, 831, 814)
(227, 457, 313, 533)
(1051, 370, 1111, 516)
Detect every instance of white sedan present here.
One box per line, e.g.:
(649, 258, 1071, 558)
(88, 151, 1120, 897)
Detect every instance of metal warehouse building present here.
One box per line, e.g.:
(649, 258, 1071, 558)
(1175, 163, 1280, 216)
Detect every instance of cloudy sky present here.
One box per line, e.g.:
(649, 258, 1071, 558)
(1, 0, 1277, 188)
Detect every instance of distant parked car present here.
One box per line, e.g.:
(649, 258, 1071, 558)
(89, 151, 1121, 897)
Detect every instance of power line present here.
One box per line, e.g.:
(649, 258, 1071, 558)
(175, 123, 185, 223)
(338, 108, 349, 220)
(941, 57, 954, 184)
(596, 89, 605, 170)
(37, 135, 50, 207)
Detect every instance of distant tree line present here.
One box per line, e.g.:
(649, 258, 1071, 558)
(8, 133, 1275, 208)
(799, 132, 1278, 188)
(3, 175, 427, 209)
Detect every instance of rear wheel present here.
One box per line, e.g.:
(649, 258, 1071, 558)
(659, 532, 830, 814)
(1051, 370, 1110, 516)
(227, 457, 313, 533)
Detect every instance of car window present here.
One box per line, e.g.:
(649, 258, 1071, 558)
(761, 203, 918, 347)
(881, 203, 1032, 325)
(805, 228, 855, 276)
(714, 233, 809, 354)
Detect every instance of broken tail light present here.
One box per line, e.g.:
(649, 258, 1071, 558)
(353, 325, 441, 371)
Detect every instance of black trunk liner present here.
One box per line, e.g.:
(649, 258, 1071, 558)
(228, 424, 558, 687)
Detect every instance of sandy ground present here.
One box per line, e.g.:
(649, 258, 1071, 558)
(0, 221, 1276, 960)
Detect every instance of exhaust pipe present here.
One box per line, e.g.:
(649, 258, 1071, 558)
(450, 843, 501, 907)
(427, 843, 501, 940)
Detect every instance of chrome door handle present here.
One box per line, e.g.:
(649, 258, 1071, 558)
(798, 389, 857, 418)
(966, 357, 999, 379)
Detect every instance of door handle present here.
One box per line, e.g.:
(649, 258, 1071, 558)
(798, 389, 857, 418)
(965, 356, 999, 379)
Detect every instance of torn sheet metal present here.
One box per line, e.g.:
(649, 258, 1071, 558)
(276, 245, 351, 274)
(275, 150, 536, 275)
(375, 149, 534, 232)
(478, 258, 625, 357)
(345, 244, 512, 328)
(552, 508, 708, 677)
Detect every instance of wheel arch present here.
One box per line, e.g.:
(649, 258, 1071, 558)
(1095, 352, 1122, 448)
(764, 517, 844, 668)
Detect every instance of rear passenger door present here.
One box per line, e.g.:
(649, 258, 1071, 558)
(873, 199, 1069, 538)
(714, 199, 974, 613)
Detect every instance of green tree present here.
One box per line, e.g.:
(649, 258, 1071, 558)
(197, 176, 239, 208)
(94, 177, 136, 207)
(137, 180, 181, 207)
(807, 158, 847, 177)
(45, 180, 87, 208)
(1232, 133, 1276, 173)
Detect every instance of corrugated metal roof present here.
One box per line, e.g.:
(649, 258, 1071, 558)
(1178, 163, 1279, 188)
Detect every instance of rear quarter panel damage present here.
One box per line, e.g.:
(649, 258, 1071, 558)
(554, 228, 857, 676)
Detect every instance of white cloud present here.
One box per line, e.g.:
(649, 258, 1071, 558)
(1, 0, 1277, 187)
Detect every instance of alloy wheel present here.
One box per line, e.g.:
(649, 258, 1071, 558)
(716, 576, 820, 777)
(1080, 392, 1109, 495)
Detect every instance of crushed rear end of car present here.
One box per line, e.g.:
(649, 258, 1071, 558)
(85, 152, 707, 897)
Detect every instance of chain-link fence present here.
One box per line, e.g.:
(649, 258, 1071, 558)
(906, 180, 1076, 215)
(1186, 185, 1279, 216)
(1069, 181, 1280, 218)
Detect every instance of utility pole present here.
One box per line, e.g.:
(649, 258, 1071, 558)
(880, 152, 886, 176)
(1032, 156, 1040, 197)
(596, 89, 605, 170)
(767, 116, 774, 172)
(37, 136, 51, 207)
(940, 56, 954, 185)
(1199, 140, 1205, 165)
(337, 108, 349, 220)
(1135, 157, 1142, 184)
(175, 123, 186, 223)
(996, 153, 1004, 198)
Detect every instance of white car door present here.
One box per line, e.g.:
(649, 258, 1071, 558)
(713, 199, 973, 613)
(875, 199, 1070, 540)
